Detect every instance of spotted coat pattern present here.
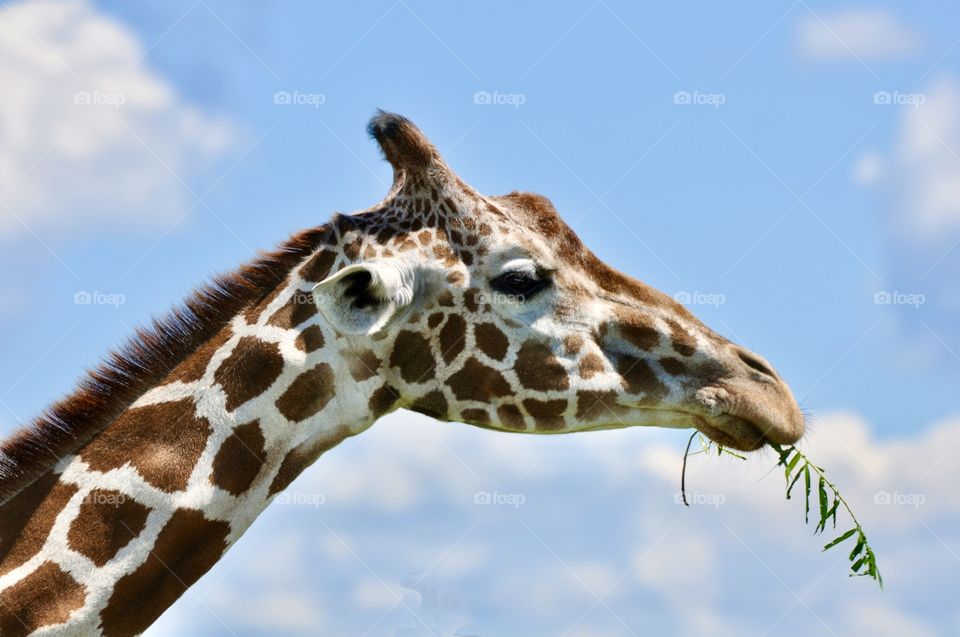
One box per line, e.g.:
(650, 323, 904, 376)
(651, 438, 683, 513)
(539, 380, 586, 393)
(0, 113, 802, 636)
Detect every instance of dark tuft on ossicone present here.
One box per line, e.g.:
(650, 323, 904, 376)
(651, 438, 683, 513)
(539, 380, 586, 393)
(367, 110, 438, 173)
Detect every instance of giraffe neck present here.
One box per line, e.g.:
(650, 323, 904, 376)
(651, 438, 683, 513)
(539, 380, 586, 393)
(0, 237, 393, 636)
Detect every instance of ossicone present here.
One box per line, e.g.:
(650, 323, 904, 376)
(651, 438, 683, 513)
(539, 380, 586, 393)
(367, 110, 447, 184)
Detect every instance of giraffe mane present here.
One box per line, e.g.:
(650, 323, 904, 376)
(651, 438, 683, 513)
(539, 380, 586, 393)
(0, 224, 333, 505)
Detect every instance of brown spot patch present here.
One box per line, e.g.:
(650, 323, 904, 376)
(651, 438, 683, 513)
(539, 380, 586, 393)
(344, 240, 362, 262)
(211, 420, 267, 496)
(409, 390, 448, 419)
(563, 334, 584, 355)
(0, 473, 77, 576)
(660, 356, 686, 376)
(578, 352, 606, 379)
(99, 509, 230, 637)
(390, 331, 436, 383)
(523, 398, 568, 431)
(266, 426, 351, 497)
(436, 290, 455, 307)
(301, 249, 337, 282)
(275, 363, 335, 422)
(668, 319, 697, 356)
(464, 288, 482, 312)
(496, 404, 526, 430)
(214, 337, 284, 411)
(448, 358, 512, 402)
(439, 314, 467, 364)
(0, 562, 85, 637)
(616, 356, 668, 403)
(475, 322, 509, 361)
(369, 384, 401, 419)
(295, 325, 325, 353)
(67, 489, 150, 567)
(81, 399, 211, 493)
(269, 448, 308, 496)
(515, 341, 569, 391)
(619, 317, 660, 351)
(345, 349, 381, 381)
(576, 390, 628, 421)
(267, 292, 317, 329)
(427, 312, 444, 329)
(461, 408, 490, 425)
(167, 325, 233, 384)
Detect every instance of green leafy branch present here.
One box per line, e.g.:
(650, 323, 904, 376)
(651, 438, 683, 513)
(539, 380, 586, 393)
(680, 432, 883, 588)
(771, 443, 882, 588)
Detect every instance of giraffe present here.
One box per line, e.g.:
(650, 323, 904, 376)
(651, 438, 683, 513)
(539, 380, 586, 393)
(0, 112, 804, 636)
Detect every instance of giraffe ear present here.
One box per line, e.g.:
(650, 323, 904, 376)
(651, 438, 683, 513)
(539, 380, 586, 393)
(368, 110, 445, 184)
(311, 260, 416, 335)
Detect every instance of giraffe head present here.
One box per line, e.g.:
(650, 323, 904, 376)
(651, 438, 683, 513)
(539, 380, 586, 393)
(311, 112, 803, 451)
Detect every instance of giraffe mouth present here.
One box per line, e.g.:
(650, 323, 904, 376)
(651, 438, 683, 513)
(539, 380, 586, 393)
(690, 384, 803, 452)
(693, 415, 768, 452)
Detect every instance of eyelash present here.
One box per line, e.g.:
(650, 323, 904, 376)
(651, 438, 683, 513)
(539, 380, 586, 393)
(489, 270, 551, 300)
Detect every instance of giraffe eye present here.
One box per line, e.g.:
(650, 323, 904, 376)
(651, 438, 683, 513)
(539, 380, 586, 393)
(490, 270, 550, 301)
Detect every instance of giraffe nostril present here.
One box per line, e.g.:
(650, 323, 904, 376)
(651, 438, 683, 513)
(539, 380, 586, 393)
(737, 350, 777, 379)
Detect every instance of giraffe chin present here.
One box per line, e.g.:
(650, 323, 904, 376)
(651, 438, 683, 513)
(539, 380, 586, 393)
(693, 415, 768, 452)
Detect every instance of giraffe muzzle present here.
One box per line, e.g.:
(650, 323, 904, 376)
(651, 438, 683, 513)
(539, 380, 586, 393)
(693, 375, 805, 452)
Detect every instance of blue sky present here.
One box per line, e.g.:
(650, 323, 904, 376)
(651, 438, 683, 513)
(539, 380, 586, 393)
(1, 1, 959, 635)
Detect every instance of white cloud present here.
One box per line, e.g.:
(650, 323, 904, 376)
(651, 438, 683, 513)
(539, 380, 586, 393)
(796, 8, 922, 62)
(853, 150, 883, 186)
(205, 589, 326, 635)
(836, 600, 940, 637)
(0, 0, 236, 239)
(883, 77, 960, 242)
(147, 410, 959, 636)
(856, 77, 960, 367)
(350, 579, 403, 611)
(633, 528, 717, 597)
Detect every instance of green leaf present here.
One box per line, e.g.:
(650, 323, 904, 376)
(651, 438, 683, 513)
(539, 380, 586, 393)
(722, 447, 747, 461)
(817, 478, 829, 533)
(849, 536, 865, 562)
(851, 556, 867, 573)
(823, 528, 857, 551)
(803, 465, 811, 524)
(786, 469, 804, 500)
(827, 498, 841, 529)
(785, 452, 801, 479)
